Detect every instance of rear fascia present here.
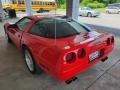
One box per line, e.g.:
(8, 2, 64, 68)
(55, 35, 114, 81)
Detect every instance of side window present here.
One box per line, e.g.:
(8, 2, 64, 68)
(81, 8, 86, 10)
(16, 18, 31, 31)
(30, 22, 46, 37)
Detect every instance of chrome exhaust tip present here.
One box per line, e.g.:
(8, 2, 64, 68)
(101, 57, 108, 62)
(65, 77, 78, 84)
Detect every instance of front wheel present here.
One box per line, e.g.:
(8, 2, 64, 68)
(39, 8, 44, 13)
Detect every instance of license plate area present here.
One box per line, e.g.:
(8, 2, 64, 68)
(89, 51, 100, 61)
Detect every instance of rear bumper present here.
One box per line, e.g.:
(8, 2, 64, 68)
(56, 44, 114, 81)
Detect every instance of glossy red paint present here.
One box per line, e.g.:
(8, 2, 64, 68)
(4, 16, 114, 81)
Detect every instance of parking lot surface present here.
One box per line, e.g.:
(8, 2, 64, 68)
(0, 13, 120, 90)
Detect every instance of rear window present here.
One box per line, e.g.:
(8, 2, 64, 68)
(30, 18, 89, 38)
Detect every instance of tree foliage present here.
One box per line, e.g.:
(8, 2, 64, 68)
(80, 0, 120, 4)
(56, 0, 120, 9)
(81, 0, 120, 8)
(56, 0, 120, 5)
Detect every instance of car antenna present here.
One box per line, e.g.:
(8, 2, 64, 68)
(54, 1, 57, 45)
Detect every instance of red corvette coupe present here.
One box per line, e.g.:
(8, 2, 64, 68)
(4, 16, 114, 82)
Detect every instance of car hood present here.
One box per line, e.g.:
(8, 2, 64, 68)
(54, 31, 107, 49)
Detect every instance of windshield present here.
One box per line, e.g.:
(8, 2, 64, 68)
(30, 18, 89, 38)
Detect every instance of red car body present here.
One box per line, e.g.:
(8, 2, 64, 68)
(4, 16, 114, 81)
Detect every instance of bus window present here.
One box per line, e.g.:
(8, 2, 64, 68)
(38, 1, 39, 5)
(34, 1, 36, 5)
(50, 2, 53, 5)
(19, 1, 21, 4)
(35, 1, 38, 5)
(35, 1, 37, 5)
(23, 1, 24, 4)
(32, 1, 33, 5)
(45, 2, 47, 5)
(37, 1, 39, 5)
(42, 2, 44, 5)
(12, 0, 17, 4)
(53, 2, 55, 5)
(39, 2, 42, 5)
(48, 2, 50, 5)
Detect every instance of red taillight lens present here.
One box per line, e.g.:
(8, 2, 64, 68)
(107, 38, 111, 45)
(77, 49, 85, 58)
(65, 52, 76, 63)
(107, 37, 114, 46)
(111, 37, 114, 43)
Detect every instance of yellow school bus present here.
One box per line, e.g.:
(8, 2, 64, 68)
(2, 0, 56, 12)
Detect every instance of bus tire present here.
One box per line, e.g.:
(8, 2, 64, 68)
(39, 8, 44, 13)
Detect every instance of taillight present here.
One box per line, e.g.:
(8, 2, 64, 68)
(77, 48, 85, 58)
(107, 37, 114, 46)
(111, 36, 114, 43)
(65, 52, 76, 63)
(107, 38, 111, 45)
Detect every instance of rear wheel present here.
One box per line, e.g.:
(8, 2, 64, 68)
(87, 12, 92, 17)
(23, 47, 41, 74)
(38, 8, 44, 13)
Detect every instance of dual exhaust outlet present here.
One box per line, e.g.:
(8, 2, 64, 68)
(65, 57, 108, 84)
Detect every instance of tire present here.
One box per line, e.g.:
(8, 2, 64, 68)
(87, 12, 92, 17)
(23, 47, 41, 74)
(39, 8, 44, 13)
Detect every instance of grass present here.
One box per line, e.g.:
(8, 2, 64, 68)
(57, 8, 66, 12)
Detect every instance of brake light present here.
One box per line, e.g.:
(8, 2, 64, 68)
(111, 36, 114, 43)
(107, 37, 114, 46)
(65, 52, 76, 63)
(107, 38, 111, 45)
(77, 49, 85, 58)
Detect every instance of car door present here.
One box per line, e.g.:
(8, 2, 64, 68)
(80, 8, 86, 16)
(82, 7, 88, 16)
(12, 17, 32, 48)
(111, 7, 118, 13)
(79, 8, 82, 15)
(114, 7, 119, 13)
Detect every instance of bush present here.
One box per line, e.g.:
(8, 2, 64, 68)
(81, 0, 105, 9)
(97, 3, 105, 8)
(59, 4, 66, 9)
(81, 0, 90, 6)
(87, 3, 97, 8)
